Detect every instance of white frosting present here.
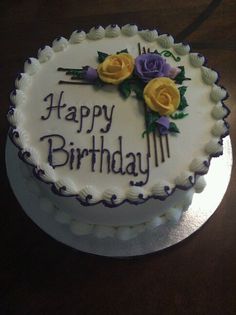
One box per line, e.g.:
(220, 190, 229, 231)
(15, 73, 32, 91)
(116, 226, 137, 241)
(140, 29, 158, 42)
(201, 67, 218, 85)
(189, 53, 205, 67)
(7, 108, 24, 126)
(157, 34, 174, 48)
(38, 46, 54, 63)
(212, 103, 228, 119)
(205, 138, 223, 155)
(103, 188, 124, 205)
(151, 181, 174, 197)
(37, 163, 58, 183)
(52, 37, 68, 52)
(175, 171, 194, 188)
(212, 120, 228, 136)
(87, 26, 105, 40)
(190, 156, 209, 173)
(121, 24, 138, 36)
(211, 84, 227, 102)
(194, 176, 206, 193)
(78, 185, 101, 203)
(70, 221, 93, 235)
(10, 89, 26, 107)
(145, 216, 166, 230)
(24, 58, 41, 75)
(165, 207, 182, 223)
(70, 30, 86, 44)
(93, 225, 115, 238)
(54, 210, 71, 223)
(126, 186, 147, 202)
(174, 43, 190, 55)
(105, 25, 121, 37)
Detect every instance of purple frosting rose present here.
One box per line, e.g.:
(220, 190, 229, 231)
(83, 66, 98, 82)
(135, 53, 178, 82)
(156, 116, 170, 135)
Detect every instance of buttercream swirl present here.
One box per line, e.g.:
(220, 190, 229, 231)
(103, 188, 124, 205)
(121, 24, 138, 36)
(52, 37, 68, 52)
(205, 138, 223, 155)
(201, 67, 218, 85)
(126, 187, 147, 202)
(174, 43, 190, 55)
(87, 26, 105, 40)
(212, 120, 228, 137)
(78, 185, 100, 203)
(54, 210, 71, 224)
(145, 216, 166, 230)
(105, 24, 121, 37)
(194, 176, 206, 193)
(54, 179, 78, 196)
(15, 73, 32, 91)
(38, 45, 54, 63)
(151, 181, 174, 197)
(70, 30, 86, 43)
(175, 171, 195, 188)
(212, 103, 228, 119)
(36, 163, 58, 183)
(190, 157, 209, 174)
(24, 58, 41, 75)
(189, 53, 205, 67)
(70, 221, 93, 236)
(140, 29, 158, 42)
(93, 225, 115, 238)
(116, 226, 137, 241)
(165, 207, 182, 223)
(10, 89, 26, 107)
(210, 84, 227, 102)
(157, 34, 174, 48)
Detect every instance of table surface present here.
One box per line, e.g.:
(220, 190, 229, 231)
(1, 1, 236, 314)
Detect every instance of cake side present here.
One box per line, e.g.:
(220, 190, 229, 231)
(7, 24, 230, 208)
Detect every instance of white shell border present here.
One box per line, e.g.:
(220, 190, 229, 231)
(7, 24, 230, 207)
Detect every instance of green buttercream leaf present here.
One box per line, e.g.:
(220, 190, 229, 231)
(178, 95, 188, 111)
(178, 86, 187, 97)
(94, 78, 104, 88)
(146, 111, 160, 126)
(117, 48, 129, 54)
(175, 66, 191, 84)
(131, 80, 145, 100)
(97, 51, 109, 63)
(169, 122, 180, 133)
(119, 80, 131, 98)
(170, 112, 189, 119)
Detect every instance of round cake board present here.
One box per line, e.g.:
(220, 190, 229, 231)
(6, 136, 233, 257)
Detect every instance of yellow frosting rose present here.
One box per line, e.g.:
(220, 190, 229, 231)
(143, 77, 180, 115)
(97, 53, 134, 85)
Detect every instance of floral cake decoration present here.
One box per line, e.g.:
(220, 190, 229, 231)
(58, 45, 191, 136)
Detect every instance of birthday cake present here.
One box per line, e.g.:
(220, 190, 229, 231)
(8, 24, 229, 240)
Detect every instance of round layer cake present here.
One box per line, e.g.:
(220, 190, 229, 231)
(8, 24, 229, 240)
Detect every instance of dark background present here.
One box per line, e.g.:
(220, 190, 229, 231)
(1, 1, 236, 314)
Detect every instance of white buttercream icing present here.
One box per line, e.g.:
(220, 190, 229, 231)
(70, 221, 93, 235)
(175, 171, 195, 188)
(103, 188, 124, 205)
(205, 138, 223, 155)
(151, 181, 174, 197)
(70, 30, 86, 43)
(87, 26, 105, 40)
(174, 43, 190, 55)
(194, 176, 206, 193)
(10, 89, 26, 107)
(54, 210, 71, 224)
(157, 34, 174, 48)
(78, 185, 101, 203)
(15, 73, 32, 91)
(165, 207, 182, 223)
(210, 84, 227, 102)
(121, 24, 138, 36)
(39, 197, 55, 214)
(93, 225, 115, 238)
(212, 103, 228, 119)
(212, 120, 228, 137)
(140, 29, 158, 42)
(38, 45, 54, 63)
(201, 67, 218, 85)
(52, 37, 68, 52)
(24, 58, 41, 75)
(105, 24, 121, 37)
(190, 156, 209, 173)
(145, 216, 166, 230)
(189, 53, 205, 67)
(126, 186, 147, 202)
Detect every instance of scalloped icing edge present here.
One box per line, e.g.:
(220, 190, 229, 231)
(7, 24, 230, 207)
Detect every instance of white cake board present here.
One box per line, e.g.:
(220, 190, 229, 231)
(6, 137, 232, 257)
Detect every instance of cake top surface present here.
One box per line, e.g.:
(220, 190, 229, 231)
(8, 24, 229, 207)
